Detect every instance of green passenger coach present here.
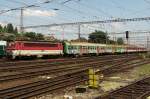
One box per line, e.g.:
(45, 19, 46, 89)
(0, 41, 7, 57)
(63, 41, 131, 56)
(63, 41, 107, 56)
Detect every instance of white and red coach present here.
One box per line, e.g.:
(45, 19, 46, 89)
(6, 41, 63, 59)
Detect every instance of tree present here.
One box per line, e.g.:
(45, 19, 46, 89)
(0, 25, 2, 32)
(3, 26, 7, 32)
(117, 37, 124, 45)
(7, 23, 14, 33)
(88, 30, 109, 43)
(23, 32, 45, 41)
(71, 37, 88, 42)
(4, 35, 16, 41)
(14, 27, 18, 34)
(23, 32, 37, 40)
(108, 40, 116, 44)
(36, 33, 44, 40)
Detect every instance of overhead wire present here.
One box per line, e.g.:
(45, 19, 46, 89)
(70, 0, 115, 36)
(0, 0, 55, 15)
(73, 0, 113, 18)
(143, 0, 150, 4)
(0, 0, 74, 27)
(0, 0, 149, 44)
(5, 0, 28, 6)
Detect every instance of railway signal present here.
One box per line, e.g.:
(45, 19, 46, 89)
(88, 68, 99, 88)
(125, 31, 129, 39)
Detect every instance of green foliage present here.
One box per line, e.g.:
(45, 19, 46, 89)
(3, 26, 7, 32)
(14, 27, 18, 34)
(23, 32, 36, 40)
(108, 39, 116, 44)
(88, 30, 109, 43)
(7, 23, 14, 33)
(0, 23, 45, 41)
(117, 38, 124, 45)
(4, 35, 16, 41)
(0, 25, 2, 32)
(71, 37, 88, 42)
(88, 30, 124, 44)
(23, 32, 44, 41)
(0, 23, 18, 34)
(36, 33, 44, 40)
(0, 33, 16, 41)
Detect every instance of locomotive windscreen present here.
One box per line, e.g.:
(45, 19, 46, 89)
(24, 43, 58, 47)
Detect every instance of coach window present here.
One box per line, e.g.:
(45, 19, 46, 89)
(74, 46, 76, 49)
(71, 46, 74, 49)
(94, 46, 96, 50)
(68, 46, 72, 50)
(91, 46, 93, 50)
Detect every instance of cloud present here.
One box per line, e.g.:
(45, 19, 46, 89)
(0, 21, 8, 26)
(24, 9, 57, 17)
(110, 22, 125, 31)
(24, 28, 35, 32)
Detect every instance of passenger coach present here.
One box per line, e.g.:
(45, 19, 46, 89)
(0, 41, 7, 57)
(63, 42, 107, 56)
(63, 41, 147, 56)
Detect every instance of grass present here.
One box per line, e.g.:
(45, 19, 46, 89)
(135, 63, 150, 76)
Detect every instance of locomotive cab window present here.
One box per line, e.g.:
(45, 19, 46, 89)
(24, 43, 58, 47)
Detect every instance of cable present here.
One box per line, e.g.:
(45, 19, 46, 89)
(5, 0, 28, 6)
(72, 1, 121, 33)
(73, 0, 113, 18)
(1, 0, 80, 28)
(108, 0, 133, 12)
(0, 0, 55, 15)
(143, 0, 150, 5)
(62, 0, 74, 4)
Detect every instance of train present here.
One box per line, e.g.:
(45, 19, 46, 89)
(0, 40, 147, 59)
(0, 41, 7, 58)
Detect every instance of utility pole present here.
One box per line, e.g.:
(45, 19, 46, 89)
(147, 36, 149, 49)
(20, 8, 24, 33)
(105, 31, 108, 44)
(126, 31, 129, 54)
(78, 24, 81, 41)
(147, 32, 150, 52)
(62, 26, 65, 40)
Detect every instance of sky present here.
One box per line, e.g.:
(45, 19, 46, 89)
(0, 0, 150, 47)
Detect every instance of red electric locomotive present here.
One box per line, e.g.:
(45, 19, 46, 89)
(7, 41, 63, 59)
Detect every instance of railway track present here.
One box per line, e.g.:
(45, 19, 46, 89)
(0, 70, 88, 99)
(0, 58, 135, 82)
(95, 76, 150, 99)
(0, 55, 148, 98)
(0, 54, 137, 67)
(0, 59, 149, 99)
(0, 56, 138, 82)
(0, 55, 133, 72)
(97, 59, 150, 76)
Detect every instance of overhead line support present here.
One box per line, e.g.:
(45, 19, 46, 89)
(23, 17, 150, 29)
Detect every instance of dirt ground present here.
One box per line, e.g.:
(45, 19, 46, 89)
(32, 63, 150, 99)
